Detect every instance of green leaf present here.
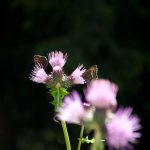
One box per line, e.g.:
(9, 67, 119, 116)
(49, 87, 69, 111)
(80, 136, 95, 144)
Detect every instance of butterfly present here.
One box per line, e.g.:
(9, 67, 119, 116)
(34, 55, 48, 69)
(82, 65, 98, 83)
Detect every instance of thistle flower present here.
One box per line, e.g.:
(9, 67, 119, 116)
(48, 51, 67, 72)
(106, 107, 142, 149)
(57, 91, 93, 124)
(85, 79, 118, 109)
(70, 65, 86, 84)
(30, 65, 49, 84)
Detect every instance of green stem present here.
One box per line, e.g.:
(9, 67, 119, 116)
(90, 122, 104, 150)
(61, 121, 72, 150)
(56, 87, 71, 150)
(56, 88, 60, 110)
(77, 124, 85, 150)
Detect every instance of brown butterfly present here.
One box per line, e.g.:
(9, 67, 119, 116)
(34, 55, 48, 69)
(82, 65, 98, 83)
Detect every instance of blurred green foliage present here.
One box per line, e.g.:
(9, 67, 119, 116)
(0, 0, 149, 150)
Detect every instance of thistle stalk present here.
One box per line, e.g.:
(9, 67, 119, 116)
(57, 87, 71, 150)
(77, 124, 85, 150)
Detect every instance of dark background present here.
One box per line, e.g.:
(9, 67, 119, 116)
(0, 0, 149, 150)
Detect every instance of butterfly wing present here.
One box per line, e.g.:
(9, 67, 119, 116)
(90, 65, 98, 79)
(82, 65, 98, 83)
(34, 55, 48, 69)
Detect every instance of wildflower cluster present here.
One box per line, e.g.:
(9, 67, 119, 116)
(30, 51, 141, 150)
(30, 51, 86, 88)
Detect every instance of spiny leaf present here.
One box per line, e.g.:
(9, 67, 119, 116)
(49, 87, 69, 111)
(80, 136, 95, 144)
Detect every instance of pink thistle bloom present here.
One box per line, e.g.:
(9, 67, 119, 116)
(71, 65, 86, 84)
(106, 107, 142, 149)
(48, 51, 67, 71)
(57, 91, 87, 124)
(85, 79, 118, 109)
(30, 65, 49, 84)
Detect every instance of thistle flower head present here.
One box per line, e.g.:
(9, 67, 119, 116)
(48, 51, 67, 72)
(70, 65, 86, 84)
(30, 65, 49, 84)
(106, 107, 142, 149)
(57, 91, 85, 124)
(57, 91, 94, 124)
(85, 79, 118, 109)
